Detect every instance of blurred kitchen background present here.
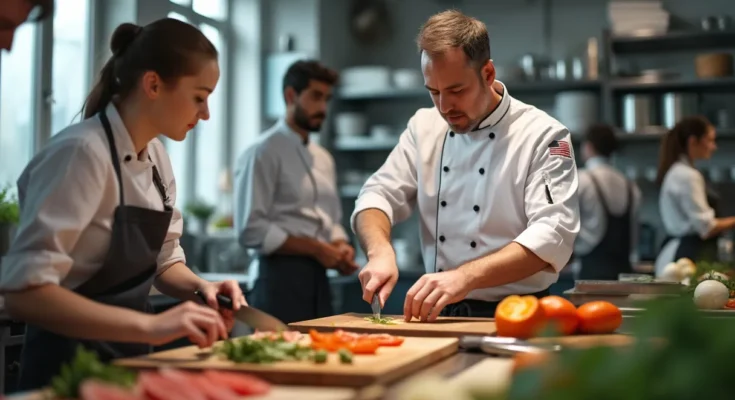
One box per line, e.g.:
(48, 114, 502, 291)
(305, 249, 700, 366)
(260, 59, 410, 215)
(2, 0, 735, 357)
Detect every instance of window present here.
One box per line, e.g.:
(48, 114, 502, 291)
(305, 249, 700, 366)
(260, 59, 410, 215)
(0, 24, 37, 188)
(51, 0, 91, 134)
(166, 0, 231, 217)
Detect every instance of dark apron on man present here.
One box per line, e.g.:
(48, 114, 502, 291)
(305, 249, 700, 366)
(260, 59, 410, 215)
(17, 110, 174, 391)
(439, 289, 551, 318)
(247, 255, 333, 324)
(578, 174, 634, 280)
(661, 185, 721, 263)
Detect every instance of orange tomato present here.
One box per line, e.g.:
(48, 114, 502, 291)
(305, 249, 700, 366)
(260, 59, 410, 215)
(539, 295, 579, 335)
(512, 351, 552, 374)
(494, 295, 547, 339)
(576, 301, 622, 334)
(726, 299, 735, 309)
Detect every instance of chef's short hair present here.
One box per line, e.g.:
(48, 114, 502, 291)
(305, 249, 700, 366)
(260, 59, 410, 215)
(416, 10, 491, 69)
(282, 60, 339, 99)
(584, 124, 619, 157)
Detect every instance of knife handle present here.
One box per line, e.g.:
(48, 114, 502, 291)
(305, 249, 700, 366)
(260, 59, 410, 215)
(194, 290, 234, 310)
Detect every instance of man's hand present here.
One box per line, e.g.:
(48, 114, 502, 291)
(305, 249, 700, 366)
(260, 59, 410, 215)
(312, 242, 344, 269)
(333, 240, 359, 276)
(358, 250, 399, 307)
(196, 279, 248, 333)
(403, 270, 473, 322)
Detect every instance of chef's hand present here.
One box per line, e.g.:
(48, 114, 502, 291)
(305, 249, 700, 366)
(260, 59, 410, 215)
(197, 280, 248, 332)
(333, 240, 359, 276)
(359, 251, 398, 307)
(143, 301, 228, 348)
(404, 270, 472, 322)
(314, 242, 344, 269)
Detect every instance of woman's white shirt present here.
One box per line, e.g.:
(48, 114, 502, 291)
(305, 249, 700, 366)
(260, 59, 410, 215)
(0, 103, 186, 292)
(655, 158, 716, 274)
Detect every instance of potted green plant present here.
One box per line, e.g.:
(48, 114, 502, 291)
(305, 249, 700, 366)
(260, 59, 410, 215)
(0, 184, 20, 256)
(184, 200, 215, 235)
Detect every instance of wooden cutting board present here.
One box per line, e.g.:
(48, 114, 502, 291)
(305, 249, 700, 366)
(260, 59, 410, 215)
(289, 313, 496, 337)
(114, 336, 459, 388)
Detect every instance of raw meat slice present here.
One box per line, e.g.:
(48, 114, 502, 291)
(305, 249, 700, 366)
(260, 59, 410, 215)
(202, 370, 271, 396)
(138, 371, 206, 400)
(80, 380, 141, 400)
(159, 368, 239, 400)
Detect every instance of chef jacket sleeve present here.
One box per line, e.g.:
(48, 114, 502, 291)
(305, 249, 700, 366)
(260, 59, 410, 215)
(679, 169, 716, 238)
(327, 153, 349, 243)
(233, 145, 288, 254)
(513, 128, 580, 271)
(155, 164, 187, 274)
(0, 141, 106, 291)
(350, 118, 419, 231)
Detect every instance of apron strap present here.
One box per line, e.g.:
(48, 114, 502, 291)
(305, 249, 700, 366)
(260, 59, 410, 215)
(99, 110, 125, 206)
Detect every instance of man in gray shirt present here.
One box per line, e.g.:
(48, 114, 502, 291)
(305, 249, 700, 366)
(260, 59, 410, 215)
(234, 60, 358, 323)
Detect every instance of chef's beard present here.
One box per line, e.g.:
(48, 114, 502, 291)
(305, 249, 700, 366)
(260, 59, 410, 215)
(293, 103, 325, 132)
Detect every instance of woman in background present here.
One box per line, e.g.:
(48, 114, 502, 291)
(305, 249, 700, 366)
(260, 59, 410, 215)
(655, 116, 735, 275)
(0, 18, 246, 390)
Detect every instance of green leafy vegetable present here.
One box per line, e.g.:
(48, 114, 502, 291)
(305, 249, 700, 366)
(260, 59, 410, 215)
(0, 184, 19, 225)
(364, 316, 398, 325)
(50, 347, 137, 399)
(214, 334, 314, 364)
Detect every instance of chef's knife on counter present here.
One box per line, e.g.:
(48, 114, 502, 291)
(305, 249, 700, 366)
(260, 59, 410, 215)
(194, 290, 288, 333)
(459, 335, 562, 356)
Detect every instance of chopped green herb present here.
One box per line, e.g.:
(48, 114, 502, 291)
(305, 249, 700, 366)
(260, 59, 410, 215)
(364, 316, 398, 325)
(214, 334, 314, 364)
(50, 347, 137, 399)
(338, 348, 353, 364)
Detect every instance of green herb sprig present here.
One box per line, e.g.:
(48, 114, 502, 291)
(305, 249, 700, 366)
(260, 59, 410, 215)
(364, 316, 398, 325)
(50, 347, 137, 398)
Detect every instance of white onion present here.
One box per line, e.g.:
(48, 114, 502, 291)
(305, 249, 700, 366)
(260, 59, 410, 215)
(693, 280, 730, 310)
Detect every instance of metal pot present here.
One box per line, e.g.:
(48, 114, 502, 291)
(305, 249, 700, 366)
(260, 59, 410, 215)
(622, 94, 656, 133)
(662, 92, 699, 129)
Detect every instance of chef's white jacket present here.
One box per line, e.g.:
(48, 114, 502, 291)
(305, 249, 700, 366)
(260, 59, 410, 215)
(575, 156, 641, 261)
(233, 120, 348, 286)
(351, 81, 580, 302)
(0, 103, 185, 292)
(655, 156, 716, 274)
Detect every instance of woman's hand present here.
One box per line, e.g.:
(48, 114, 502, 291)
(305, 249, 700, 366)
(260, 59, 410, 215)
(196, 280, 248, 332)
(142, 301, 228, 348)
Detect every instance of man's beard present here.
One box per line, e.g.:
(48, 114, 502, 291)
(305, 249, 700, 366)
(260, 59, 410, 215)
(293, 104, 325, 132)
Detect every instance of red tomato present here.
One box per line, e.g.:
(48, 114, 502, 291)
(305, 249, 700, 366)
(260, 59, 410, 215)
(539, 296, 579, 335)
(726, 299, 735, 309)
(576, 301, 622, 334)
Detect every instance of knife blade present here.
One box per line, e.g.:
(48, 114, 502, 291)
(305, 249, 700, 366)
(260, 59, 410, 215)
(194, 290, 289, 333)
(371, 294, 381, 320)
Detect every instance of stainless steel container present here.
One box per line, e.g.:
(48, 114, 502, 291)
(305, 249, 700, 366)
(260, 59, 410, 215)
(662, 92, 699, 129)
(622, 94, 656, 133)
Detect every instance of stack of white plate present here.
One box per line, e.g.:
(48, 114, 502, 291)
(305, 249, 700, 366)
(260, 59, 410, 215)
(608, 1, 670, 36)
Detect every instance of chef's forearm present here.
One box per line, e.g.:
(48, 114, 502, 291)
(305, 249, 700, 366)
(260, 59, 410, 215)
(154, 262, 206, 302)
(355, 208, 394, 259)
(4, 284, 149, 343)
(458, 242, 550, 291)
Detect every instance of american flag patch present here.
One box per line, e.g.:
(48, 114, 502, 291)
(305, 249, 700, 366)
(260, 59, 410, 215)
(548, 140, 571, 158)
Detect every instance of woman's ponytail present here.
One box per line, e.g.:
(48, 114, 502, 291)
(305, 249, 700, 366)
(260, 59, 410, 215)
(655, 115, 712, 186)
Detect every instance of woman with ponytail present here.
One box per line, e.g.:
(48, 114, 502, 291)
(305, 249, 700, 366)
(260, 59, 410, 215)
(654, 115, 735, 276)
(0, 18, 247, 390)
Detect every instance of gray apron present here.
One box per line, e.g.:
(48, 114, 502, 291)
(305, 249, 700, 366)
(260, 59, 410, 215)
(17, 110, 173, 391)
(578, 174, 634, 280)
(247, 255, 333, 324)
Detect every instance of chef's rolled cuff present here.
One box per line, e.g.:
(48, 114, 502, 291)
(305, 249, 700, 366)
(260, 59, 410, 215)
(260, 224, 289, 255)
(350, 192, 396, 233)
(514, 223, 573, 272)
(331, 224, 349, 243)
(156, 240, 187, 273)
(0, 252, 70, 291)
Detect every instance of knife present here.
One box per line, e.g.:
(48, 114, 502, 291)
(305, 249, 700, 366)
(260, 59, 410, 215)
(371, 294, 381, 320)
(194, 290, 289, 333)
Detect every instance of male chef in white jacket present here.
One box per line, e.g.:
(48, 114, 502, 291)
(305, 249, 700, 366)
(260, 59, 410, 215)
(353, 10, 580, 321)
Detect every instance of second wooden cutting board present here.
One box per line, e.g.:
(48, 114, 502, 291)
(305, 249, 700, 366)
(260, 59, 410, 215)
(289, 313, 497, 337)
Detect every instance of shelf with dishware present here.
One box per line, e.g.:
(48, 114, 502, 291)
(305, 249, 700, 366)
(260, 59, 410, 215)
(608, 75, 735, 93)
(333, 135, 399, 151)
(609, 29, 735, 54)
